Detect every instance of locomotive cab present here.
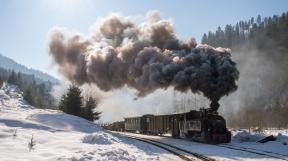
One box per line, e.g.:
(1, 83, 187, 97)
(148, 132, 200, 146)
(180, 109, 231, 144)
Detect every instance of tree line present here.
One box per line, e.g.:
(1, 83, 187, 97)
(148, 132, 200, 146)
(201, 11, 288, 128)
(201, 12, 288, 50)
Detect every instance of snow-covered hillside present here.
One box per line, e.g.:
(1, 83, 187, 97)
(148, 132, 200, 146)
(0, 83, 179, 161)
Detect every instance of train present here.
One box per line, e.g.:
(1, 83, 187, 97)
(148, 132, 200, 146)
(104, 108, 231, 144)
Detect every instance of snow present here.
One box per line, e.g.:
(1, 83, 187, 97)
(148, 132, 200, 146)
(116, 131, 288, 161)
(228, 129, 288, 158)
(0, 83, 179, 161)
(82, 133, 119, 145)
(1, 83, 288, 161)
(232, 130, 267, 142)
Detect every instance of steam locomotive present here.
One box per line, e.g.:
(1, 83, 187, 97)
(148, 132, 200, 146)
(105, 108, 231, 144)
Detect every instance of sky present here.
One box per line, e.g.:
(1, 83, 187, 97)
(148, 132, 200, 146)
(0, 0, 288, 78)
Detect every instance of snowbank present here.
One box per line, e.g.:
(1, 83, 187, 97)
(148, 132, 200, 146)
(31, 113, 102, 133)
(82, 132, 119, 144)
(232, 129, 288, 145)
(276, 133, 288, 145)
(232, 130, 267, 142)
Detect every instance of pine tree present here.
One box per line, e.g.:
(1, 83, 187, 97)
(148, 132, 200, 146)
(224, 24, 233, 47)
(59, 84, 82, 116)
(0, 76, 3, 88)
(7, 70, 17, 84)
(16, 72, 22, 88)
(81, 96, 101, 121)
(35, 97, 44, 108)
(58, 94, 67, 111)
(201, 33, 208, 44)
(257, 15, 262, 25)
(24, 88, 34, 105)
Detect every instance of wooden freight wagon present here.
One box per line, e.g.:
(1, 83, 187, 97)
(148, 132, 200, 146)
(124, 117, 142, 133)
(149, 115, 171, 135)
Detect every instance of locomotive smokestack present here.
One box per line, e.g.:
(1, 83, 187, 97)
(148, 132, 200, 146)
(210, 100, 220, 112)
(48, 11, 239, 109)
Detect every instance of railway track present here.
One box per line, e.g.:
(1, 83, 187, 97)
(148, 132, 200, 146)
(216, 144, 288, 161)
(116, 133, 215, 161)
(229, 145, 288, 158)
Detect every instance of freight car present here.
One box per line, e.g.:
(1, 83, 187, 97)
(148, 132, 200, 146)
(142, 114, 171, 135)
(124, 116, 142, 133)
(124, 115, 154, 133)
(124, 114, 173, 135)
(119, 109, 230, 144)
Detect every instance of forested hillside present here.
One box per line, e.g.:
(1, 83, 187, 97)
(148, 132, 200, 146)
(202, 12, 288, 128)
(0, 67, 56, 109)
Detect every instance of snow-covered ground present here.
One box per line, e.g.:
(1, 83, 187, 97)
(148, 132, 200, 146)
(1, 83, 288, 161)
(0, 83, 180, 161)
(116, 130, 288, 161)
(229, 129, 288, 157)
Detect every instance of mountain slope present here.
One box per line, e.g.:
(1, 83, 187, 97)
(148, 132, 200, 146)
(0, 53, 57, 83)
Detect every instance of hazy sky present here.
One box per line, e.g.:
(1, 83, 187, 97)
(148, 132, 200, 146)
(0, 0, 288, 78)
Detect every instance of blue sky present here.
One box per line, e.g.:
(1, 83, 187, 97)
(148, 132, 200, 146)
(0, 0, 288, 78)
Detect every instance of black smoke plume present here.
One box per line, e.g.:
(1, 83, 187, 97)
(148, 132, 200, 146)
(48, 11, 239, 111)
